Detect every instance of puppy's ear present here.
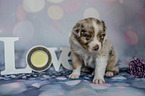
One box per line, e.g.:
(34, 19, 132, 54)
(101, 20, 107, 32)
(100, 20, 107, 44)
(72, 23, 82, 37)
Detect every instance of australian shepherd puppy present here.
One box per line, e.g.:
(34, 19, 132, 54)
(69, 17, 119, 84)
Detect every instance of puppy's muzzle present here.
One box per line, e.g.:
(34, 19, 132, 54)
(93, 44, 99, 51)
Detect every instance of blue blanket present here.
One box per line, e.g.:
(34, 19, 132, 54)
(0, 67, 145, 96)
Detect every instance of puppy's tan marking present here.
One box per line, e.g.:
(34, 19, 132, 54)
(69, 52, 82, 79)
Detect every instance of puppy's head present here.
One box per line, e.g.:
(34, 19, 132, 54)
(72, 17, 107, 52)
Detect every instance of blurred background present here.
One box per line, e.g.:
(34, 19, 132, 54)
(0, 0, 145, 70)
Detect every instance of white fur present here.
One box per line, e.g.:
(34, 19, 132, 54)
(88, 21, 101, 51)
(93, 57, 108, 84)
(69, 65, 81, 79)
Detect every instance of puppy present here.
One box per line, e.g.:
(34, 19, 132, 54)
(69, 17, 119, 84)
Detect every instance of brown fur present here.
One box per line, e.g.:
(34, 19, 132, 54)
(71, 52, 82, 69)
(73, 18, 106, 51)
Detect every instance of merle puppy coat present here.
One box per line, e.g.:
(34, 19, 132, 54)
(69, 17, 119, 84)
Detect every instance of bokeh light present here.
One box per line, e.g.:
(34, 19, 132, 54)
(13, 21, 34, 43)
(47, 0, 64, 3)
(23, 0, 45, 13)
(47, 5, 64, 20)
(61, 0, 82, 14)
(84, 8, 100, 19)
(16, 5, 26, 21)
(124, 29, 139, 46)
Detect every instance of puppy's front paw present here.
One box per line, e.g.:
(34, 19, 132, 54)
(93, 77, 105, 84)
(69, 73, 80, 79)
(105, 71, 114, 77)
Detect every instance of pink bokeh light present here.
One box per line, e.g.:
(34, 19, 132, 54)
(16, 5, 26, 21)
(124, 29, 139, 46)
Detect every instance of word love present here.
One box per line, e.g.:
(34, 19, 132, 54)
(0, 37, 72, 75)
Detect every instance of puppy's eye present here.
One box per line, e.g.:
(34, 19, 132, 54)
(85, 35, 91, 40)
(81, 29, 86, 32)
(99, 34, 105, 39)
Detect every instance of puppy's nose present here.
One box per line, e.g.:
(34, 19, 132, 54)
(93, 45, 99, 51)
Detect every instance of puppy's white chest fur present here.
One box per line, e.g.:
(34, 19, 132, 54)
(75, 49, 96, 68)
(83, 55, 95, 68)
